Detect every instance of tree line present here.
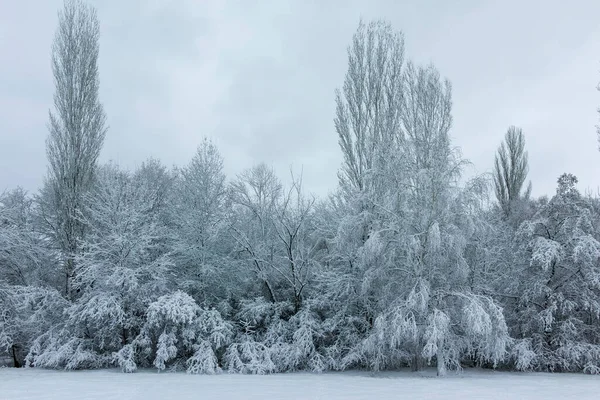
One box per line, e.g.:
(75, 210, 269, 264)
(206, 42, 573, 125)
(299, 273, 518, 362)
(1, 0, 600, 376)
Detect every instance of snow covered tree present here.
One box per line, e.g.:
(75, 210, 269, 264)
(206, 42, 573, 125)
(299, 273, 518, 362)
(313, 22, 408, 363)
(170, 138, 230, 304)
(493, 126, 532, 219)
(358, 63, 507, 375)
(229, 164, 283, 303)
(229, 165, 318, 312)
(27, 162, 175, 369)
(271, 172, 317, 312)
(0, 189, 64, 368)
(1, 284, 68, 368)
(508, 173, 600, 373)
(42, 0, 107, 299)
(0, 188, 52, 287)
(320, 26, 510, 375)
(335, 19, 404, 194)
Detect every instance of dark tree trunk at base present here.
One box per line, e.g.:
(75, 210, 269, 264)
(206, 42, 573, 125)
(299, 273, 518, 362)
(12, 345, 21, 368)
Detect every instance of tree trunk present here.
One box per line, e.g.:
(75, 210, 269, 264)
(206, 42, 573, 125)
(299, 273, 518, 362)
(436, 346, 446, 376)
(11, 345, 21, 368)
(411, 342, 424, 371)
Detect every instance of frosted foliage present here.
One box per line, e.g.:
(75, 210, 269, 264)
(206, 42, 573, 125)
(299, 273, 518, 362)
(422, 310, 450, 361)
(67, 295, 125, 338)
(27, 335, 105, 370)
(335, 20, 405, 193)
(225, 340, 276, 374)
(198, 308, 234, 349)
(428, 222, 441, 253)
(504, 175, 600, 373)
(2, 286, 69, 367)
(0, 188, 48, 288)
(406, 279, 430, 315)
(463, 301, 492, 337)
(186, 340, 220, 374)
(360, 234, 385, 267)
(113, 344, 136, 373)
(154, 332, 177, 371)
(134, 291, 232, 373)
(289, 309, 326, 372)
(146, 291, 200, 329)
(573, 235, 600, 267)
(0, 285, 10, 349)
(510, 340, 536, 371)
(24, 161, 178, 371)
(461, 296, 509, 366)
(530, 237, 562, 270)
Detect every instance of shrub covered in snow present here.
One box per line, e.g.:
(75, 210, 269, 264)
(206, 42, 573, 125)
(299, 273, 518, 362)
(118, 291, 233, 374)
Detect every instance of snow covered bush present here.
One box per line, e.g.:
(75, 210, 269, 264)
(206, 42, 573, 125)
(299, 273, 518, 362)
(27, 335, 101, 370)
(224, 339, 276, 374)
(186, 340, 220, 374)
(224, 297, 329, 374)
(262, 306, 327, 373)
(113, 344, 137, 373)
(130, 291, 233, 374)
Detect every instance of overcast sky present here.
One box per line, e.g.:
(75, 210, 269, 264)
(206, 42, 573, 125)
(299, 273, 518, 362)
(1, 0, 599, 198)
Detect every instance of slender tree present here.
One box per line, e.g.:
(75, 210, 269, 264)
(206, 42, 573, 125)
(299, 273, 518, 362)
(335, 20, 405, 194)
(42, 0, 107, 299)
(493, 126, 531, 217)
(171, 138, 229, 303)
(271, 171, 316, 312)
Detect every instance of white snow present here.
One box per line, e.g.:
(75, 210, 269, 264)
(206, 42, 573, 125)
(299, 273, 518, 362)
(1, 368, 599, 400)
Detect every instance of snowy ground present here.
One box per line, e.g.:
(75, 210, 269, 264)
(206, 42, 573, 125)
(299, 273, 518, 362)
(1, 368, 599, 400)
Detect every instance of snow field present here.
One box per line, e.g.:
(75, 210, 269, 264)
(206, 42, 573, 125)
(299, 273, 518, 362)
(1, 368, 599, 400)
